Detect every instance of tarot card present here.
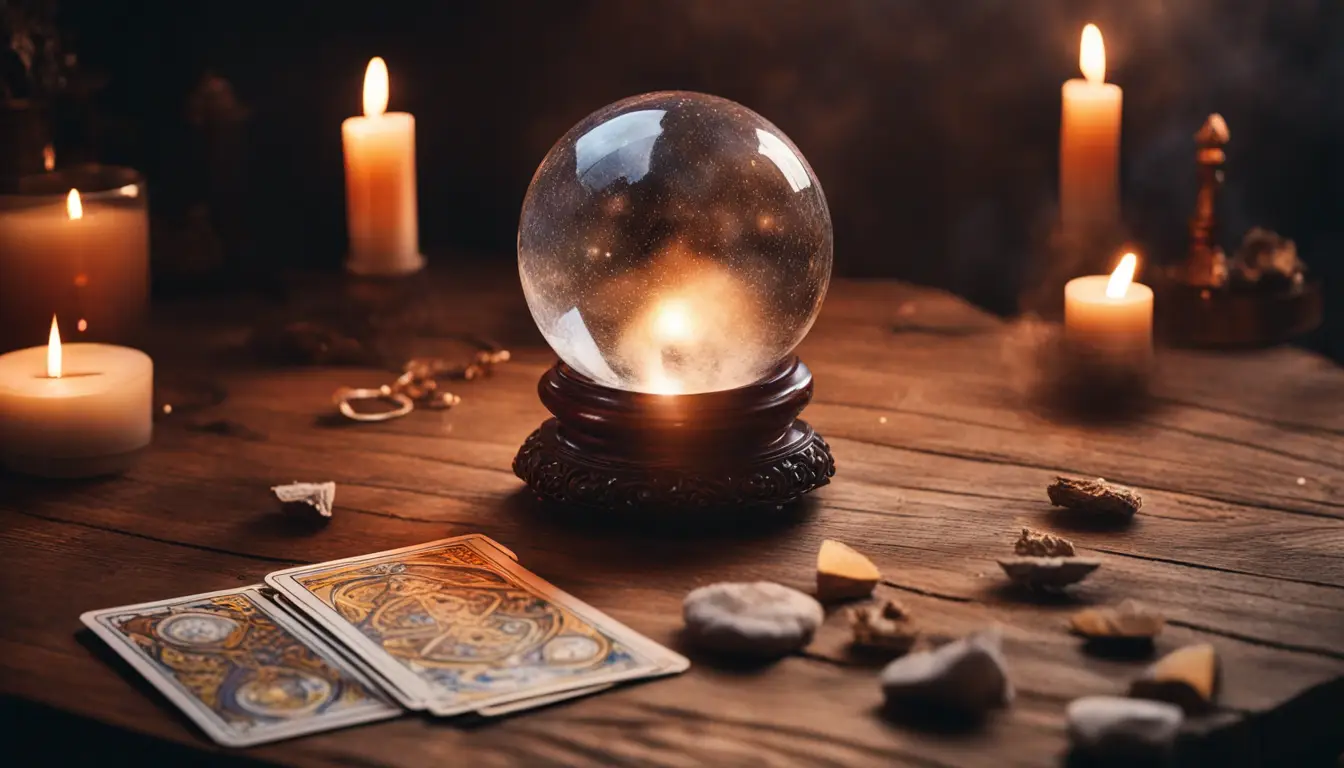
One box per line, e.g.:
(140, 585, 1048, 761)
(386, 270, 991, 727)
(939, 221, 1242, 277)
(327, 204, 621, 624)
(262, 588, 429, 711)
(265, 534, 689, 716)
(474, 683, 612, 718)
(81, 586, 401, 747)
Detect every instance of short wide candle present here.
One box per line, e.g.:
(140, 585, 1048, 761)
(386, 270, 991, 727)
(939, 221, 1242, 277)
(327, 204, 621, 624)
(342, 56, 423, 276)
(1064, 253, 1153, 374)
(0, 320, 152, 477)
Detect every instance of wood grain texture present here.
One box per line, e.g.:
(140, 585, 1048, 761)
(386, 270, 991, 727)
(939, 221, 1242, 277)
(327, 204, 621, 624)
(2, 268, 1341, 767)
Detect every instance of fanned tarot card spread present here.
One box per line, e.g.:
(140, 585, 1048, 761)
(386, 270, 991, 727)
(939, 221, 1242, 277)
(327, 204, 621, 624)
(80, 587, 400, 747)
(264, 534, 688, 716)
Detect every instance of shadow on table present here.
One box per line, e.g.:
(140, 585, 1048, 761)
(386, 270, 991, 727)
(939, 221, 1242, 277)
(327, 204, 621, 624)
(873, 701, 989, 737)
(503, 487, 819, 542)
(11, 633, 276, 766)
(489, 488, 820, 579)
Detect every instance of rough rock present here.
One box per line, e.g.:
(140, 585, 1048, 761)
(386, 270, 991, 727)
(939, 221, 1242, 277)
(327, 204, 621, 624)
(849, 599, 918, 655)
(683, 582, 823, 658)
(1013, 527, 1075, 557)
(1047, 476, 1143, 519)
(880, 627, 1012, 715)
(1231, 227, 1304, 289)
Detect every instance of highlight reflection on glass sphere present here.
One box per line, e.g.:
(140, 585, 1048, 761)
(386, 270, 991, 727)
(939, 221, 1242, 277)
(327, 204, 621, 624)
(519, 91, 832, 395)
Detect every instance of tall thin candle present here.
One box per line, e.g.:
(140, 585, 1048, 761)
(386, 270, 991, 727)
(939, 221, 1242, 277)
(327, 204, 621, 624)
(1060, 24, 1122, 242)
(343, 57, 423, 276)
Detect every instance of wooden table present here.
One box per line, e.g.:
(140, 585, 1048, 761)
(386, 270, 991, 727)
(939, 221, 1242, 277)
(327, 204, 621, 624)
(3, 268, 1342, 766)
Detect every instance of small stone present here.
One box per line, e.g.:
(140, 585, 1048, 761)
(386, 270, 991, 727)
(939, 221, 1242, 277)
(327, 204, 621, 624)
(1067, 695, 1183, 763)
(998, 557, 1100, 591)
(1013, 527, 1075, 557)
(683, 582, 823, 658)
(1230, 227, 1304, 289)
(1130, 643, 1218, 713)
(271, 481, 336, 518)
(1070, 600, 1164, 639)
(849, 599, 919, 655)
(816, 539, 881, 602)
(880, 627, 1013, 716)
(1047, 476, 1143, 520)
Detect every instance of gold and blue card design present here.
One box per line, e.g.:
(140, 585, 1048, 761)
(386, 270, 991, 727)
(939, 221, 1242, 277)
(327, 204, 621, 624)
(81, 586, 399, 747)
(266, 534, 686, 715)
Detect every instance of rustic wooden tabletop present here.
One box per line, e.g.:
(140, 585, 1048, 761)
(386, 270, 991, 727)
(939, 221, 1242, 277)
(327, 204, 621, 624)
(2, 266, 1341, 766)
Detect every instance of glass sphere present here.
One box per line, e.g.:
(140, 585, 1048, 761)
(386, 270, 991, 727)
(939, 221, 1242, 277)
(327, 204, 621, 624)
(519, 91, 832, 395)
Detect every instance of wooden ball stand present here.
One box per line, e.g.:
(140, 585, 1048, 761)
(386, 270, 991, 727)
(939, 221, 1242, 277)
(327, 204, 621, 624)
(512, 357, 835, 514)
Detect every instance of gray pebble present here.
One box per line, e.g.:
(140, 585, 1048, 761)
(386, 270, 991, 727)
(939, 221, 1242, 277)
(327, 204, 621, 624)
(880, 627, 1013, 715)
(682, 581, 823, 657)
(1067, 696, 1183, 763)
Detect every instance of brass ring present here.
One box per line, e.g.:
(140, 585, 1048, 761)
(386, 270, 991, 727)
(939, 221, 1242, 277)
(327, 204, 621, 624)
(334, 387, 414, 423)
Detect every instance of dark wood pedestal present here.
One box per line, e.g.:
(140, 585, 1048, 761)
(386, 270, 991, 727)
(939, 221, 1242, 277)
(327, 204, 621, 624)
(512, 357, 835, 514)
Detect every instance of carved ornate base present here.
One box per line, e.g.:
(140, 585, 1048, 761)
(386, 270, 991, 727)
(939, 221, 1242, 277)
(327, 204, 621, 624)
(513, 419, 834, 512)
(512, 358, 835, 514)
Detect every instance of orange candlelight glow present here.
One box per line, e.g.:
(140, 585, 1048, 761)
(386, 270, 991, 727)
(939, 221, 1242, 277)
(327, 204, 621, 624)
(47, 316, 62, 378)
(1080, 24, 1106, 84)
(43, 145, 55, 172)
(1106, 253, 1138, 299)
(363, 57, 389, 118)
(652, 299, 694, 344)
(66, 189, 83, 221)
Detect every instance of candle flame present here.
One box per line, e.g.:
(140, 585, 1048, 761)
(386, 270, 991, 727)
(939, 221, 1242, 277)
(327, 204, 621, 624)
(43, 144, 55, 171)
(47, 315, 62, 378)
(66, 189, 82, 220)
(363, 57, 389, 118)
(1080, 24, 1106, 84)
(1106, 253, 1137, 299)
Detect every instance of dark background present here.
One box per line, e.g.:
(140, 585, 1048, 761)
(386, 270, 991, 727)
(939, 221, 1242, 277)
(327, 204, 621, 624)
(37, 0, 1344, 356)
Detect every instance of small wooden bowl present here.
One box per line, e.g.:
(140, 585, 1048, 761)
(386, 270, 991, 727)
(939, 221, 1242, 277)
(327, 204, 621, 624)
(1154, 277, 1322, 348)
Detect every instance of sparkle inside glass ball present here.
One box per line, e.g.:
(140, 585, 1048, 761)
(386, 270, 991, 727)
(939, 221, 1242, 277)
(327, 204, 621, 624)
(519, 91, 833, 395)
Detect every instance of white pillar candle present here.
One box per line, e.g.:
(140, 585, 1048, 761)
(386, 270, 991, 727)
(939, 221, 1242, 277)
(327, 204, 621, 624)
(0, 178, 149, 354)
(1060, 24, 1122, 242)
(343, 57, 423, 276)
(0, 317, 152, 477)
(1064, 253, 1153, 374)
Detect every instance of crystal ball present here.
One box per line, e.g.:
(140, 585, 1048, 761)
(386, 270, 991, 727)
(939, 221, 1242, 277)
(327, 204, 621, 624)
(519, 91, 833, 395)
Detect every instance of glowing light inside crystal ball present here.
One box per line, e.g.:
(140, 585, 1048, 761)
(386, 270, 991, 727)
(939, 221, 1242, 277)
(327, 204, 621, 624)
(519, 91, 833, 395)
